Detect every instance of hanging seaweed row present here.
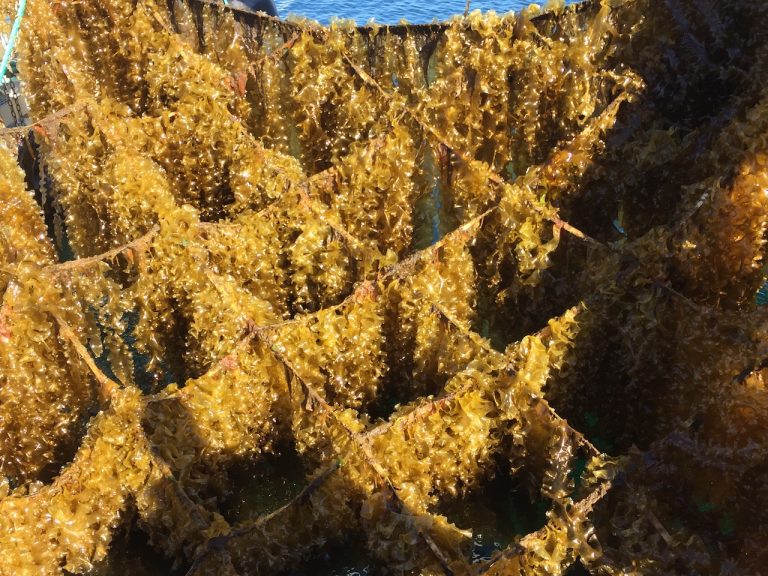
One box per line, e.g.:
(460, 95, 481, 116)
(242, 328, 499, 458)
(0, 0, 766, 574)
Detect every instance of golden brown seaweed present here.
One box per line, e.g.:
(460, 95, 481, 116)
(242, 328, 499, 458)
(0, 0, 766, 574)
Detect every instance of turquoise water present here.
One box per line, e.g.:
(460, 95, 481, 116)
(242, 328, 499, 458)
(275, 0, 561, 25)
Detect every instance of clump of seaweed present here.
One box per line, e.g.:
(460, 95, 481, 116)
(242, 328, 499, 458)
(0, 0, 766, 574)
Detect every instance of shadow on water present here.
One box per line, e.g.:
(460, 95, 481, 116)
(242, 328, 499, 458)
(222, 446, 375, 576)
(86, 518, 183, 576)
(221, 444, 307, 524)
(437, 468, 550, 563)
(282, 537, 373, 576)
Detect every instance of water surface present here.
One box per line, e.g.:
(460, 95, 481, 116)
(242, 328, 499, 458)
(275, 0, 569, 25)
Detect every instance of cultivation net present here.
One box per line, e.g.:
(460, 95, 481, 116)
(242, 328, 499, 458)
(0, 0, 767, 574)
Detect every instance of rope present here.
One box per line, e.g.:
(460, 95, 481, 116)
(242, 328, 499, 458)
(0, 0, 26, 82)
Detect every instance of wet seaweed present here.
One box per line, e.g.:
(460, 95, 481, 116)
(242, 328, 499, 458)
(0, 0, 766, 574)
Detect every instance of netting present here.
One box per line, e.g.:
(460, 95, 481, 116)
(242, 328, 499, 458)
(0, 0, 766, 574)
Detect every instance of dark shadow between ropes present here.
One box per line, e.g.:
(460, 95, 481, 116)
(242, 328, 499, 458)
(435, 459, 550, 564)
(87, 514, 184, 576)
(219, 442, 307, 525)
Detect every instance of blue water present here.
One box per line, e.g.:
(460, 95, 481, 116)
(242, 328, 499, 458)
(275, 0, 556, 25)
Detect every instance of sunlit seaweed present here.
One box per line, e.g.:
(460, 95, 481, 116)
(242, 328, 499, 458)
(0, 0, 766, 574)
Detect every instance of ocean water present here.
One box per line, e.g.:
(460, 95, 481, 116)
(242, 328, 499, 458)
(274, 0, 567, 25)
